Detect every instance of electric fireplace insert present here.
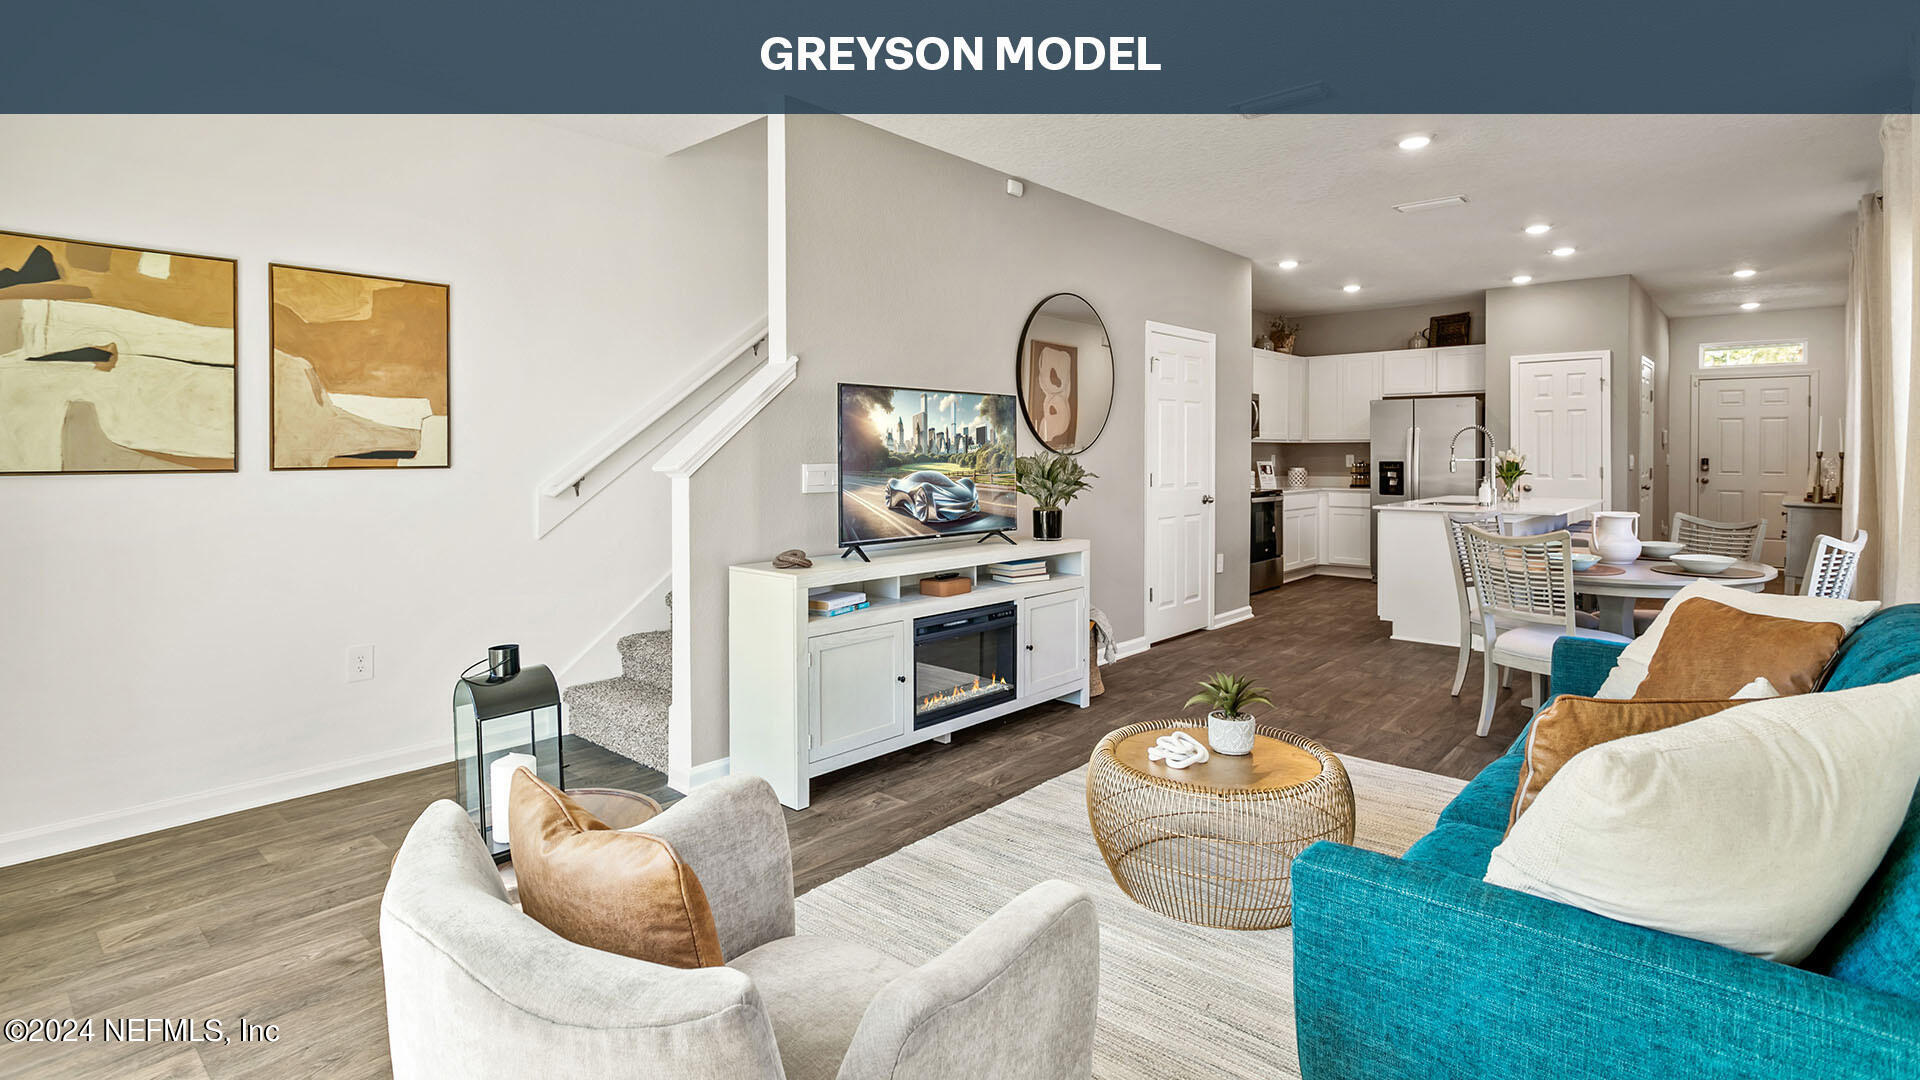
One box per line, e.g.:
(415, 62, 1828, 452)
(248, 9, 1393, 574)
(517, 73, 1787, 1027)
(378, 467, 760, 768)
(911, 601, 1017, 727)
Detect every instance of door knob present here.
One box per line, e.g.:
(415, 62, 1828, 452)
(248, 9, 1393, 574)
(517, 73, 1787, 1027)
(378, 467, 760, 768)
(1201, 494, 1215, 504)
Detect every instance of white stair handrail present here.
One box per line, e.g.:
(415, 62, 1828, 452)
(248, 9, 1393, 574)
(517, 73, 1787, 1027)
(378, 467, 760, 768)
(540, 316, 769, 498)
(654, 353, 799, 478)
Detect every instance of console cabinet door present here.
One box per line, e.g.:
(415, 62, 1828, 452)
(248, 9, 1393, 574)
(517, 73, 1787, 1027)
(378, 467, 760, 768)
(807, 623, 907, 762)
(1020, 589, 1087, 696)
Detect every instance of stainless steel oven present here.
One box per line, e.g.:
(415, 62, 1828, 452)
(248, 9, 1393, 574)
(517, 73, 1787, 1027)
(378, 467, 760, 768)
(1251, 492, 1283, 592)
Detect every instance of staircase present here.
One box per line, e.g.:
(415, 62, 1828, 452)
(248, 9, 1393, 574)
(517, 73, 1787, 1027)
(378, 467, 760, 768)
(562, 603, 672, 772)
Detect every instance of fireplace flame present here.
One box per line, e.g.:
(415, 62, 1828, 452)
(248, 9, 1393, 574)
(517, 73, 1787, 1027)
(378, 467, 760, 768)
(919, 673, 1010, 713)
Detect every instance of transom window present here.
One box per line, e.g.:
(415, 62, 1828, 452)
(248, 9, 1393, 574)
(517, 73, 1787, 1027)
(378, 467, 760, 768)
(1700, 340, 1807, 368)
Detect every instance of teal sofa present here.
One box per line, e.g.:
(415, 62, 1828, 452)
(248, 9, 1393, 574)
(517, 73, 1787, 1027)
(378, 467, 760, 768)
(1292, 604, 1920, 1079)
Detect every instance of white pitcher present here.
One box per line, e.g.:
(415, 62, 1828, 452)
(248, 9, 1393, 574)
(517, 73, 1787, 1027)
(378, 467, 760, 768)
(1591, 511, 1643, 564)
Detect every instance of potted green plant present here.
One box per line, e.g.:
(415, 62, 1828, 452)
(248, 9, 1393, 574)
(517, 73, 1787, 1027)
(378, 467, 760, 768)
(1267, 316, 1302, 354)
(1185, 672, 1273, 756)
(1013, 450, 1096, 540)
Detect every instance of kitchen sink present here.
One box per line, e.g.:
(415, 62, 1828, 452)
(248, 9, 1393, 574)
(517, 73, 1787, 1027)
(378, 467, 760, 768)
(1419, 496, 1486, 506)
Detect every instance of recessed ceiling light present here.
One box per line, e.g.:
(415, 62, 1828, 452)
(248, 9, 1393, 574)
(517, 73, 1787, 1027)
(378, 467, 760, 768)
(1551, 246, 1576, 257)
(1524, 223, 1553, 236)
(1278, 259, 1299, 270)
(1397, 133, 1432, 151)
(1741, 301, 1762, 310)
(1732, 268, 1757, 278)
(1511, 275, 1533, 285)
(1343, 283, 1362, 293)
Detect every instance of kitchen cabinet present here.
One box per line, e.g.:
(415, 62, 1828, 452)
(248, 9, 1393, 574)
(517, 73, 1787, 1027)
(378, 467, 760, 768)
(1324, 499, 1371, 567)
(1282, 501, 1320, 571)
(1306, 356, 1343, 440)
(806, 623, 907, 763)
(1279, 490, 1371, 576)
(1436, 345, 1486, 393)
(1251, 347, 1306, 440)
(1020, 588, 1088, 696)
(1307, 353, 1382, 440)
(1382, 349, 1438, 396)
(1339, 353, 1383, 436)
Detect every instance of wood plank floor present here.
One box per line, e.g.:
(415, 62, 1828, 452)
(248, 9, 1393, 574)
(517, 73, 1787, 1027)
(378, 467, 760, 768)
(0, 576, 1526, 1079)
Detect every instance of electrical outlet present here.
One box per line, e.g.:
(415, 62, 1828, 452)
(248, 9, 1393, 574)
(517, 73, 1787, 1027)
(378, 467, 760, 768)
(347, 645, 375, 682)
(800, 463, 837, 493)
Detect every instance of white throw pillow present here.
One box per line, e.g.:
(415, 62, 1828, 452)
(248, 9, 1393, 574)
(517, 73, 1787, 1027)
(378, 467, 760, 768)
(1484, 674, 1920, 963)
(1593, 582, 1878, 699)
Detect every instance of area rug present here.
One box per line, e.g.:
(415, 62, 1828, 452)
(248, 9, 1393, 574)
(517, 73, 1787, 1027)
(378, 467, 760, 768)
(794, 756, 1466, 1080)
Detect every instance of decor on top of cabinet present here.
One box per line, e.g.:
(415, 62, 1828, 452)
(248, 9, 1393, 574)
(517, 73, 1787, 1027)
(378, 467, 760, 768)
(1408, 327, 1432, 350)
(1266, 315, 1301, 354)
(270, 264, 450, 469)
(1492, 448, 1529, 505)
(1591, 511, 1644, 564)
(1014, 450, 1096, 540)
(1427, 311, 1472, 347)
(0, 230, 237, 475)
(1185, 672, 1273, 756)
(1017, 293, 1113, 454)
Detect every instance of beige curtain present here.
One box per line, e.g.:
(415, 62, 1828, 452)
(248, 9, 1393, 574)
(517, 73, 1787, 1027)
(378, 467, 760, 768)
(1844, 116, 1920, 603)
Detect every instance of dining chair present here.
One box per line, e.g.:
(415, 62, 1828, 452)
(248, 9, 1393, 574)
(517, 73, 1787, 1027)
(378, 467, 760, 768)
(1461, 526, 1631, 737)
(1802, 530, 1869, 599)
(1671, 512, 1766, 559)
(1446, 513, 1500, 697)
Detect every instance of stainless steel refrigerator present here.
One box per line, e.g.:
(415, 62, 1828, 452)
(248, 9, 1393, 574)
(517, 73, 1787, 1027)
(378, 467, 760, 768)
(1368, 396, 1485, 569)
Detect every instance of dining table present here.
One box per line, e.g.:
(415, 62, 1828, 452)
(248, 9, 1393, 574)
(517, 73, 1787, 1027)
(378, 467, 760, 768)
(1569, 552, 1778, 637)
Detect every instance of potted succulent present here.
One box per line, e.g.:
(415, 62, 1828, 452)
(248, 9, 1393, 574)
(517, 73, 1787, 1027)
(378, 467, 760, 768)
(1185, 672, 1273, 756)
(1013, 450, 1096, 540)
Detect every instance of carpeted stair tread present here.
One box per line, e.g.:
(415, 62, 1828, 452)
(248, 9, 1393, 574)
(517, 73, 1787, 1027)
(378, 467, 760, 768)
(563, 676, 669, 771)
(617, 630, 672, 685)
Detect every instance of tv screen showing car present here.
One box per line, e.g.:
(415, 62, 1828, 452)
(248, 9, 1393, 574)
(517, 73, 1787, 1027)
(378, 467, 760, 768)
(837, 383, 1018, 548)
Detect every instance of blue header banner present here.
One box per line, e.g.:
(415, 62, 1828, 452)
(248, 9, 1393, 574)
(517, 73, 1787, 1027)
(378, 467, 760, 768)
(6, 0, 1916, 113)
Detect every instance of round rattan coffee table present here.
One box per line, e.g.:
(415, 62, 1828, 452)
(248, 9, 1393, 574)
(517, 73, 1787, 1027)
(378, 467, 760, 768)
(1086, 721, 1354, 930)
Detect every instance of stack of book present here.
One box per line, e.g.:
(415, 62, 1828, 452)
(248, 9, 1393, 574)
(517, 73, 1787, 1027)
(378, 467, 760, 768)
(808, 589, 870, 617)
(987, 560, 1050, 585)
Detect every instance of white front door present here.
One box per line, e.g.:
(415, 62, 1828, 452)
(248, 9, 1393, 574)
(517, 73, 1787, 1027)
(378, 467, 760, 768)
(1510, 351, 1610, 505)
(1145, 322, 1215, 643)
(1694, 373, 1810, 566)
(1638, 356, 1657, 528)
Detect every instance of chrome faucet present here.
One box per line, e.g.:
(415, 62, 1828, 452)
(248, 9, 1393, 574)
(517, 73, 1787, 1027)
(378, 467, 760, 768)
(1448, 425, 1500, 473)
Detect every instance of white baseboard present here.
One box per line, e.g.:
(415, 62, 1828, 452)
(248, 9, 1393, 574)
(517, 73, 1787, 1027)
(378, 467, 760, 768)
(1112, 636, 1151, 660)
(685, 756, 731, 790)
(1209, 605, 1255, 629)
(0, 738, 451, 869)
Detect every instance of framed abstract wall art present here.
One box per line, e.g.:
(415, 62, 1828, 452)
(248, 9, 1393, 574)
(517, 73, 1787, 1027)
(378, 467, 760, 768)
(270, 264, 450, 469)
(0, 230, 237, 474)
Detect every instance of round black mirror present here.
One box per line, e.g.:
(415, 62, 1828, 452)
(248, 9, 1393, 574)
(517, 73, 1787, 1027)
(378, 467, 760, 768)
(1016, 293, 1113, 454)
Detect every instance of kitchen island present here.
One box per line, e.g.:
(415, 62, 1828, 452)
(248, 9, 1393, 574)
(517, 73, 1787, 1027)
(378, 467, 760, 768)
(1375, 495, 1601, 647)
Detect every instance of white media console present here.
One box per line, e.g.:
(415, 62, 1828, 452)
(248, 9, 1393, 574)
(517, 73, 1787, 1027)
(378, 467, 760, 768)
(729, 538, 1091, 809)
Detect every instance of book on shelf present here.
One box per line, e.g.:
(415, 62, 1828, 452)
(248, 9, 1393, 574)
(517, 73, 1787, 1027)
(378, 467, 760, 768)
(815, 600, 871, 618)
(986, 560, 1047, 575)
(991, 572, 1050, 584)
(808, 589, 867, 611)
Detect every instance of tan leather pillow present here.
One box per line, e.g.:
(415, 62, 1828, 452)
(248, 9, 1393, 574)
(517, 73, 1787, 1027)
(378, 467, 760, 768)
(508, 768, 724, 968)
(1510, 696, 1736, 828)
(1633, 597, 1846, 699)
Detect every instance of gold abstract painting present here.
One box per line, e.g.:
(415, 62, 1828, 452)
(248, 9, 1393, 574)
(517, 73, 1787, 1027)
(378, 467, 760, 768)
(270, 264, 449, 469)
(0, 230, 237, 474)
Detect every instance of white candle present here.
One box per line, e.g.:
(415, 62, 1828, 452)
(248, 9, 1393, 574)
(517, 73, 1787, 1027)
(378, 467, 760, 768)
(489, 752, 538, 846)
(1817, 418, 1824, 453)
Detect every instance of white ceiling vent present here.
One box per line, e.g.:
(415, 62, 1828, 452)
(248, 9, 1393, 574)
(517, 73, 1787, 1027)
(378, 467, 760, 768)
(1392, 194, 1470, 213)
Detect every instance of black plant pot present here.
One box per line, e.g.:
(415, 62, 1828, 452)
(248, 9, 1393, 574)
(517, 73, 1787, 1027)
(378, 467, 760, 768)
(1032, 507, 1063, 540)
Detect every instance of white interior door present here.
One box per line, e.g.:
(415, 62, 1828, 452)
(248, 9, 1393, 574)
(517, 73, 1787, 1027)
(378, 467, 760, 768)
(1638, 356, 1657, 528)
(1693, 374, 1810, 566)
(1145, 323, 1215, 643)
(1510, 352, 1610, 505)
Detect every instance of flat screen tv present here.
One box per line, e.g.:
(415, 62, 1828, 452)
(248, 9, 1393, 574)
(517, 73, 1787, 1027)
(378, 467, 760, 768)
(837, 383, 1018, 552)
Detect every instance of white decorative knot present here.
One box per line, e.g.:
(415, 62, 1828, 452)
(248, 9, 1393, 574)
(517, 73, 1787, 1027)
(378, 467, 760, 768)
(1146, 731, 1211, 770)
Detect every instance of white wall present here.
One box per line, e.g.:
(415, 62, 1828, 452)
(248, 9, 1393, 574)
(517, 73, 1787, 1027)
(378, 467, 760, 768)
(1665, 305, 1846, 528)
(682, 114, 1253, 765)
(0, 115, 767, 864)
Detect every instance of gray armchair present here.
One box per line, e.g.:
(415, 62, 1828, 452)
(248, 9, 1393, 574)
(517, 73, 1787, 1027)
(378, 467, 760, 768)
(381, 775, 1100, 1080)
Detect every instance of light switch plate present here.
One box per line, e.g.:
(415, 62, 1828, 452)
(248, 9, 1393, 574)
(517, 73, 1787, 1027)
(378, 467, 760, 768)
(800, 463, 837, 493)
(1216, 552, 1225, 574)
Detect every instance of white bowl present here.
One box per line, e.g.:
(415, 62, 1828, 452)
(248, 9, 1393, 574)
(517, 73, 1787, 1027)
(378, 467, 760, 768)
(1569, 553, 1602, 571)
(1639, 541, 1685, 559)
(1670, 553, 1737, 574)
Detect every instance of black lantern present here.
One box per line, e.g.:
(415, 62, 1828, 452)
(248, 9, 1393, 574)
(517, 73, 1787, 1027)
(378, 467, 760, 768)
(452, 644, 564, 863)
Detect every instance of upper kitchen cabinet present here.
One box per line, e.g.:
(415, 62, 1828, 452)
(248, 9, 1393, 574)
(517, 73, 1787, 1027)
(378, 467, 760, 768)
(1251, 347, 1306, 440)
(1307, 352, 1381, 440)
(1435, 344, 1486, 393)
(1381, 348, 1438, 396)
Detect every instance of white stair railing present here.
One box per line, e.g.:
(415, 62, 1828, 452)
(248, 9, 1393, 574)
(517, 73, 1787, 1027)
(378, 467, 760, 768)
(534, 316, 768, 537)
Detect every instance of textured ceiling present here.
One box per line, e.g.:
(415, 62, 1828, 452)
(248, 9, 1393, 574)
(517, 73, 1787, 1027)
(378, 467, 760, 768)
(852, 114, 1882, 318)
